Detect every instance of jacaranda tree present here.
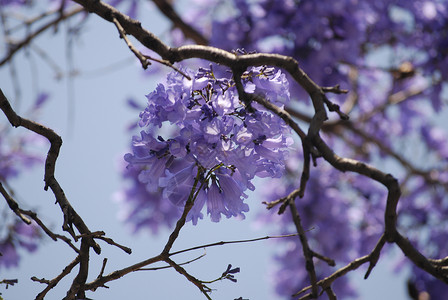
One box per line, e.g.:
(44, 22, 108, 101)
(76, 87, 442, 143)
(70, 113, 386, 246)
(1, 0, 447, 299)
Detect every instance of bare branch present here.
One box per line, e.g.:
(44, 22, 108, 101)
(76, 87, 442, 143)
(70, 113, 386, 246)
(97, 258, 108, 281)
(138, 252, 206, 271)
(288, 199, 319, 297)
(76, 231, 131, 254)
(165, 257, 212, 300)
(95, 235, 132, 255)
(34, 256, 81, 300)
(64, 238, 90, 300)
(143, 54, 191, 79)
(0, 6, 84, 66)
(169, 233, 299, 257)
(322, 94, 349, 120)
(112, 16, 151, 69)
(0, 279, 18, 287)
(83, 254, 164, 292)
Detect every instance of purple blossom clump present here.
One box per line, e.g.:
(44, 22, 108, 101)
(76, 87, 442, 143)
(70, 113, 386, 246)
(0, 132, 42, 181)
(0, 221, 41, 269)
(114, 161, 182, 234)
(0, 93, 46, 270)
(123, 65, 292, 226)
(258, 154, 385, 299)
(395, 173, 448, 298)
(409, 264, 448, 299)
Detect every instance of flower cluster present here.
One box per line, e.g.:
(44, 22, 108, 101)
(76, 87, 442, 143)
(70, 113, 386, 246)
(123, 66, 292, 226)
(0, 220, 41, 269)
(114, 160, 182, 234)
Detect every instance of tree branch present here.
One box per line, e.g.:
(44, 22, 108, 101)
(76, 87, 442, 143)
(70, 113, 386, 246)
(0, 6, 84, 66)
(112, 16, 151, 69)
(0, 89, 101, 254)
(165, 257, 212, 299)
(34, 256, 81, 300)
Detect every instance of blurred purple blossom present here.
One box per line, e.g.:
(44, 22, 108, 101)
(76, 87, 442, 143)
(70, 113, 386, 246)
(108, 0, 139, 19)
(0, 91, 46, 271)
(114, 161, 181, 234)
(0, 221, 41, 269)
(0, 129, 43, 181)
(258, 156, 385, 298)
(32, 92, 50, 111)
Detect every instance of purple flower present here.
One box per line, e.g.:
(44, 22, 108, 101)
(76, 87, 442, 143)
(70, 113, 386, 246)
(33, 92, 50, 110)
(114, 161, 181, 234)
(160, 164, 197, 206)
(215, 169, 249, 218)
(206, 179, 231, 222)
(122, 65, 292, 226)
(221, 263, 241, 283)
(421, 125, 448, 159)
(108, 0, 139, 18)
(0, 242, 19, 269)
(0, 221, 41, 270)
(0, 134, 42, 181)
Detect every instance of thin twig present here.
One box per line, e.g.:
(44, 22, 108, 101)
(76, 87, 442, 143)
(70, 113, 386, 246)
(169, 233, 299, 257)
(0, 279, 18, 286)
(96, 258, 108, 280)
(34, 256, 81, 300)
(83, 254, 164, 291)
(95, 235, 132, 254)
(0, 6, 84, 66)
(138, 252, 206, 271)
(165, 257, 212, 300)
(263, 188, 300, 212)
(143, 54, 191, 79)
(20, 209, 80, 253)
(321, 84, 349, 94)
(322, 94, 349, 120)
(112, 16, 151, 69)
